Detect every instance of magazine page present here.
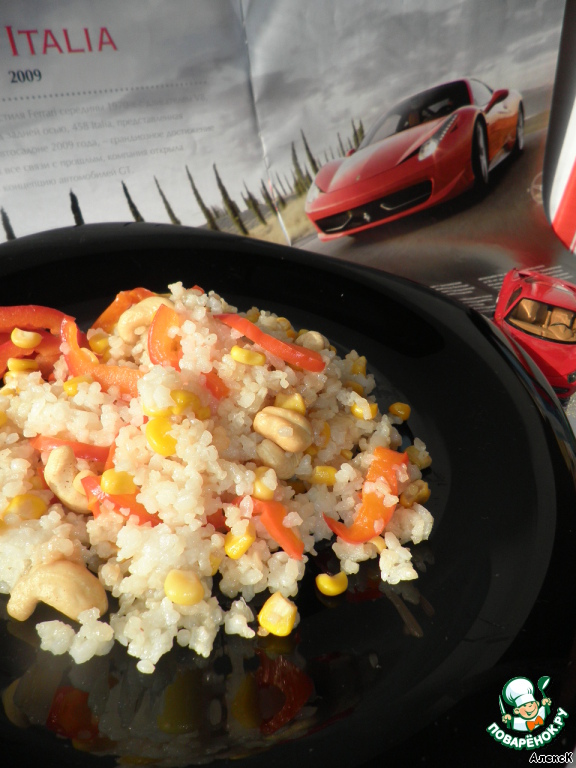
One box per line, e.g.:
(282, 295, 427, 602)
(0, 0, 279, 241)
(243, 0, 575, 310)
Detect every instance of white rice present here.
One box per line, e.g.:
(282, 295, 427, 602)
(0, 283, 434, 673)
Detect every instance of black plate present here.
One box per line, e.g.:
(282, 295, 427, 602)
(0, 223, 575, 768)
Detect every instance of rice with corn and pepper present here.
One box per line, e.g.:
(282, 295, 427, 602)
(0, 283, 433, 673)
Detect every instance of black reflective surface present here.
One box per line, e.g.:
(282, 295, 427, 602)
(0, 223, 575, 767)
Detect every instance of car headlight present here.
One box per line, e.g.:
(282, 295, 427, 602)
(418, 114, 458, 161)
(568, 370, 576, 383)
(306, 181, 322, 205)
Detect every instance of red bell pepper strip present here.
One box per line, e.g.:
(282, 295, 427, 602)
(61, 317, 142, 399)
(255, 651, 314, 735)
(30, 435, 111, 463)
(46, 685, 99, 741)
(324, 446, 408, 544)
(148, 303, 183, 370)
(252, 498, 304, 560)
(0, 305, 73, 335)
(215, 314, 325, 373)
(203, 370, 229, 400)
(91, 287, 156, 333)
(81, 474, 160, 526)
(206, 508, 228, 531)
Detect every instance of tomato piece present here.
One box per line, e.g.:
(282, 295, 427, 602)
(215, 314, 325, 373)
(91, 287, 156, 333)
(81, 474, 159, 526)
(61, 318, 142, 399)
(255, 652, 313, 735)
(148, 303, 182, 370)
(203, 370, 229, 400)
(30, 435, 111, 463)
(324, 447, 408, 544)
(0, 305, 72, 335)
(46, 686, 99, 741)
(252, 499, 304, 560)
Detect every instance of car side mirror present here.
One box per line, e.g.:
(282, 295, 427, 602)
(345, 148, 356, 157)
(485, 88, 509, 113)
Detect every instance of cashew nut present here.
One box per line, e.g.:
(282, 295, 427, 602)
(44, 445, 91, 514)
(295, 330, 326, 352)
(7, 560, 108, 622)
(117, 296, 174, 343)
(253, 406, 313, 452)
(256, 438, 300, 479)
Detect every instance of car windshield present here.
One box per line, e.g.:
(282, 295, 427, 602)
(360, 81, 471, 147)
(506, 298, 576, 343)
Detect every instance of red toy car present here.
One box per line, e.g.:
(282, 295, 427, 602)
(305, 78, 524, 240)
(493, 269, 576, 402)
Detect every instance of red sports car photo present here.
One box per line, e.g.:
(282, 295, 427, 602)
(493, 268, 576, 402)
(305, 78, 524, 240)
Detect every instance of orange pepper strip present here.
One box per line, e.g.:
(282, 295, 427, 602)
(324, 447, 408, 544)
(215, 314, 325, 373)
(203, 370, 229, 400)
(252, 498, 304, 560)
(81, 474, 160, 527)
(46, 686, 99, 741)
(148, 303, 183, 370)
(30, 436, 111, 463)
(61, 318, 142, 399)
(91, 287, 156, 333)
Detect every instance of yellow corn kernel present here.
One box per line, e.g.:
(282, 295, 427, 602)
(310, 465, 337, 486)
(315, 571, 348, 596)
(369, 535, 387, 553)
(7, 358, 39, 373)
(245, 307, 260, 323)
(304, 444, 319, 457)
(10, 328, 42, 349)
(351, 355, 367, 376)
(145, 416, 177, 456)
(63, 376, 92, 397)
(4, 493, 48, 520)
(318, 421, 331, 448)
(258, 591, 298, 637)
(209, 553, 222, 576)
(406, 444, 432, 470)
(230, 673, 261, 729)
(253, 466, 276, 501)
(157, 669, 203, 734)
(275, 317, 292, 331)
(164, 569, 205, 606)
(0, 412, 7, 428)
(344, 380, 364, 395)
(285, 329, 297, 340)
(388, 402, 411, 421)
(287, 479, 307, 495)
(170, 389, 201, 415)
(195, 406, 211, 420)
(101, 469, 137, 495)
(225, 522, 256, 560)
(328, 344, 337, 353)
(340, 449, 353, 460)
(230, 345, 266, 366)
(350, 401, 378, 420)
(88, 331, 110, 355)
(274, 392, 306, 414)
(296, 328, 309, 338)
(399, 479, 431, 508)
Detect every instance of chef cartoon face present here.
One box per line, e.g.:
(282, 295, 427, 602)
(500, 676, 552, 732)
(514, 698, 539, 720)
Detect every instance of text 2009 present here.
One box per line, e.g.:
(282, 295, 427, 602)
(9, 69, 42, 83)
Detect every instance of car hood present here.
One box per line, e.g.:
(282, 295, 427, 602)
(326, 120, 443, 191)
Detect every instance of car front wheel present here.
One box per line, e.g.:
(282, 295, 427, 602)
(513, 105, 525, 155)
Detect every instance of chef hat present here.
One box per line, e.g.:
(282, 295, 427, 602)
(503, 677, 536, 708)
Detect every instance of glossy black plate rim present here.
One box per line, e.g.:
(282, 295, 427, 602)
(0, 223, 575, 767)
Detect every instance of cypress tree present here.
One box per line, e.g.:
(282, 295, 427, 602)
(69, 190, 84, 225)
(186, 166, 219, 231)
(122, 181, 144, 222)
(357, 119, 365, 144)
(260, 181, 278, 217)
(273, 183, 286, 209)
(338, 132, 346, 157)
(244, 183, 266, 225)
(1, 208, 15, 240)
(154, 177, 181, 225)
(291, 142, 310, 195)
(352, 119, 360, 149)
(213, 164, 248, 236)
(301, 130, 319, 175)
